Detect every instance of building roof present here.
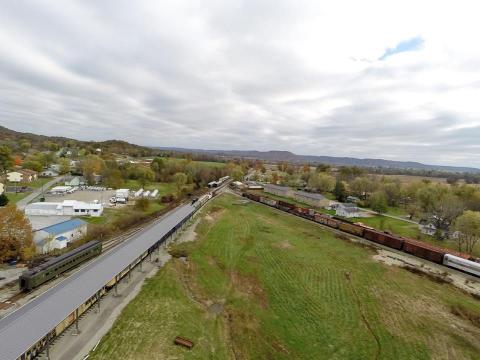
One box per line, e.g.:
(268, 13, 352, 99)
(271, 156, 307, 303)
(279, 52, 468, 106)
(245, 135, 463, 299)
(0, 204, 196, 360)
(28, 216, 72, 231)
(40, 218, 86, 236)
(264, 184, 291, 191)
(294, 190, 326, 200)
(338, 203, 359, 213)
(18, 169, 38, 175)
(26, 202, 61, 211)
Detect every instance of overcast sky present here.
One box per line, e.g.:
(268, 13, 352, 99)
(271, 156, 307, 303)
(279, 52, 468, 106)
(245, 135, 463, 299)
(0, 1, 479, 167)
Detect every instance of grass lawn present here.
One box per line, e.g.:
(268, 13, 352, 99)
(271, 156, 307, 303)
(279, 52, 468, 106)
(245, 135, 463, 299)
(165, 157, 227, 169)
(5, 192, 29, 204)
(89, 194, 480, 360)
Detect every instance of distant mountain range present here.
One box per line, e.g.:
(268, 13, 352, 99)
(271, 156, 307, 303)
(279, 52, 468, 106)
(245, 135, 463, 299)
(156, 147, 480, 174)
(1, 125, 477, 173)
(0, 125, 151, 156)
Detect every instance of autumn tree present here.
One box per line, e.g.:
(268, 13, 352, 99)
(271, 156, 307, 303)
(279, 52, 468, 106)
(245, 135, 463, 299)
(0, 193, 9, 206)
(271, 171, 279, 184)
(150, 157, 166, 180)
(0, 145, 13, 174)
(308, 173, 335, 193)
(333, 179, 347, 202)
(173, 172, 188, 197)
(369, 191, 388, 213)
(19, 140, 31, 152)
(81, 155, 105, 185)
(230, 166, 245, 181)
(58, 158, 71, 174)
(0, 205, 35, 262)
(350, 176, 376, 198)
(134, 197, 151, 212)
(454, 211, 480, 253)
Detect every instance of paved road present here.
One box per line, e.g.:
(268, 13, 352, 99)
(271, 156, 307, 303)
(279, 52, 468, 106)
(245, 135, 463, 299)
(16, 176, 64, 210)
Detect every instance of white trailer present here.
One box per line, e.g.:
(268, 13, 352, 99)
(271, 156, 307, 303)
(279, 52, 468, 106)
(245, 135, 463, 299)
(134, 189, 144, 198)
(116, 189, 130, 200)
(143, 190, 151, 198)
(150, 189, 158, 198)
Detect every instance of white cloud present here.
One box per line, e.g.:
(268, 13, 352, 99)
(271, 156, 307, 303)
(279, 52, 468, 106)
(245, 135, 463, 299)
(0, 0, 479, 166)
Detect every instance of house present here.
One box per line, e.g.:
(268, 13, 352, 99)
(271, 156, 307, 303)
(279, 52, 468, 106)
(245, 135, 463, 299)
(336, 203, 361, 218)
(327, 201, 340, 210)
(7, 169, 38, 183)
(41, 169, 59, 177)
(264, 184, 294, 198)
(25, 200, 103, 217)
(293, 190, 330, 207)
(419, 222, 437, 236)
(346, 196, 361, 204)
(65, 176, 86, 187)
(0, 182, 4, 195)
(34, 218, 88, 254)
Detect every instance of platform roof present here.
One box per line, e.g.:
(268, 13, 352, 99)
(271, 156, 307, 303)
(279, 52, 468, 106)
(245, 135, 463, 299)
(0, 204, 196, 360)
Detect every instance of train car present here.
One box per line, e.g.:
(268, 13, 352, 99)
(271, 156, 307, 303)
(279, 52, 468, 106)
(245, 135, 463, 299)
(402, 238, 445, 264)
(338, 222, 365, 237)
(277, 200, 295, 212)
(314, 213, 340, 228)
(20, 240, 102, 291)
(443, 254, 480, 277)
(248, 193, 261, 202)
(260, 197, 278, 207)
(363, 228, 404, 250)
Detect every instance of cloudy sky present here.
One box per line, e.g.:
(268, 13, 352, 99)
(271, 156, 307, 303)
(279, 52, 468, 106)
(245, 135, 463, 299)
(1, 1, 479, 166)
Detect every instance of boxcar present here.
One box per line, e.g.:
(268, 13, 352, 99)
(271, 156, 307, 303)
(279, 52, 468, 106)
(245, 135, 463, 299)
(20, 240, 102, 291)
(314, 214, 340, 229)
(248, 194, 261, 202)
(363, 228, 404, 250)
(402, 238, 445, 264)
(338, 222, 365, 237)
(260, 197, 277, 207)
(277, 200, 295, 211)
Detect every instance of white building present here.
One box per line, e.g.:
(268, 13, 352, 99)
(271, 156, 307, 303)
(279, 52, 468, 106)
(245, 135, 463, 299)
(293, 190, 330, 207)
(336, 203, 361, 218)
(0, 182, 4, 195)
(34, 218, 88, 254)
(25, 200, 103, 217)
(65, 176, 86, 187)
(7, 169, 38, 183)
(115, 189, 129, 201)
(419, 223, 437, 236)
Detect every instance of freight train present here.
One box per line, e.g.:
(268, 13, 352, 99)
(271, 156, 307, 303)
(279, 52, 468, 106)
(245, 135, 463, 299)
(20, 240, 102, 291)
(242, 192, 480, 277)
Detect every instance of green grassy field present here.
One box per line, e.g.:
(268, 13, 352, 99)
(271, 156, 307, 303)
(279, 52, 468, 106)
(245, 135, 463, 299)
(89, 194, 480, 360)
